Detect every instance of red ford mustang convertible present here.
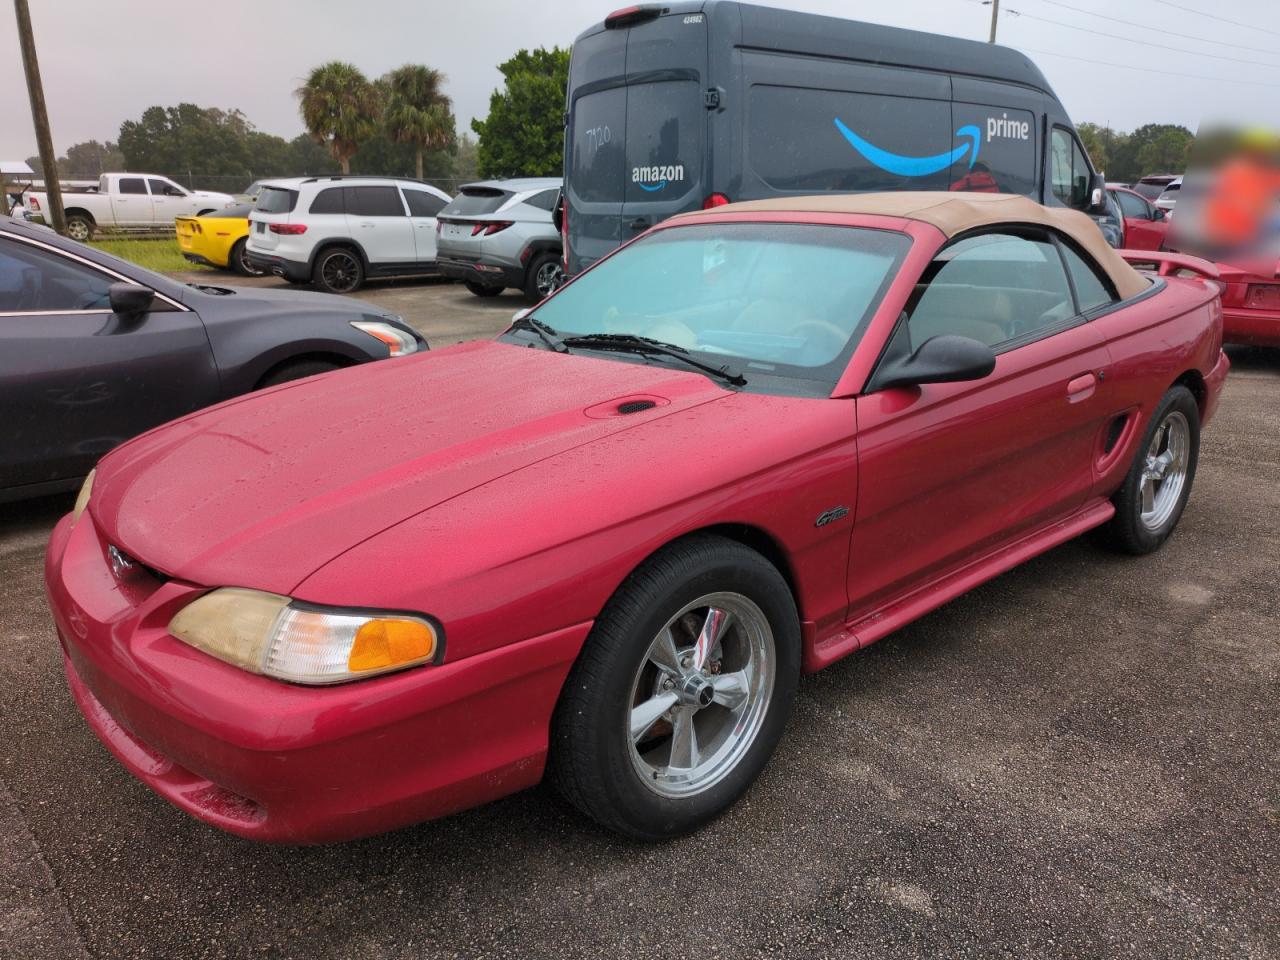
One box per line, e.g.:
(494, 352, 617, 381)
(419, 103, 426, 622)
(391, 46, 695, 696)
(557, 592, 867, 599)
(46, 193, 1229, 843)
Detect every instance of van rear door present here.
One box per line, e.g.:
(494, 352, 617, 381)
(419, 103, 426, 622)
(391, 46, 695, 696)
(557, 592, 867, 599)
(565, 9, 707, 274)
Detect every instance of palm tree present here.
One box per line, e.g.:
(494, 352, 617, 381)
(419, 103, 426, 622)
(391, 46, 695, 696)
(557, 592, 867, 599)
(383, 65, 456, 181)
(296, 62, 380, 174)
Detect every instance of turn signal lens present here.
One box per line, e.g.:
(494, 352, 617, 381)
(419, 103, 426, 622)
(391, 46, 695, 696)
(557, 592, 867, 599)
(351, 320, 420, 356)
(348, 619, 437, 673)
(71, 469, 95, 524)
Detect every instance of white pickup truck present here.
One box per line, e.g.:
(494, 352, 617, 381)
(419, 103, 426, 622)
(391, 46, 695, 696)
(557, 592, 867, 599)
(25, 173, 234, 241)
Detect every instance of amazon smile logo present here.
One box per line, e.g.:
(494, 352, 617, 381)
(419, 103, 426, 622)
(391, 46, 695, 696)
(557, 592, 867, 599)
(632, 163, 685, 192)
(833, 119, 981, 177)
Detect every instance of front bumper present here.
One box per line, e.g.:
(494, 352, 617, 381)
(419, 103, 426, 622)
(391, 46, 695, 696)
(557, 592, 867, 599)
(1223, 308, 1280, 348)
(436, 255, 524, 289)
(45, 512, 589, 844)
(245, 250, 311, 283)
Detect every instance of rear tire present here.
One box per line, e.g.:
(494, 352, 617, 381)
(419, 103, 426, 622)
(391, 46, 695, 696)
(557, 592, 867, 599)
(65, 215, 93, 242)
(257, 359, 341, 389)
(523, 252, 564, 302)
(313, 247, 364, 294)
(229, 238, 265, 277)
(1102, 385, 1200, 555)
(464, 280, 502, 298)
(550, 535, 800, 839)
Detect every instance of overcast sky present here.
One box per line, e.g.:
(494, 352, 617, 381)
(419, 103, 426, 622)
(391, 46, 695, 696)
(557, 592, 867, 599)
(1, 0, 1276, 164)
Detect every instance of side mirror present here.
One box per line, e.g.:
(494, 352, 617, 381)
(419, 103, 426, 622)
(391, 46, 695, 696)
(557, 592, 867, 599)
(108, 282, 155, 318)
(512, 307, 531, 324)
(875, 334, 996, 390)
(1154, 206, 1167, 221)
(1087, 173, 1107, 213)
(551, 191, 564, 233)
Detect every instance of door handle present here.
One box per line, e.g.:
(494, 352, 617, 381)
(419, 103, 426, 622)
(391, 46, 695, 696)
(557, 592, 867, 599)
(1066, 373, 1097, 402)
(359, 222, 375, 228)
(628, 217, 649, 231)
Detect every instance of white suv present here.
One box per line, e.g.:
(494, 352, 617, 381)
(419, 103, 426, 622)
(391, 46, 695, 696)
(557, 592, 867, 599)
(246, 176, 451, 293)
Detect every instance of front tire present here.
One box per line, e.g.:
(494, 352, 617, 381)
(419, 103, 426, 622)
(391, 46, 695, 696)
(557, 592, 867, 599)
(65, 215, 93, 242)
(550, 535, 800, 839)
(313, 247, 364, 293)
(1103, 385, 1200, 555)
(257, 359, 341, 389)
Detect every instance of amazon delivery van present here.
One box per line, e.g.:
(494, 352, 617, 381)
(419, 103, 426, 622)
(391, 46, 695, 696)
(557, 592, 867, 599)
(562, 0, 1105, 274)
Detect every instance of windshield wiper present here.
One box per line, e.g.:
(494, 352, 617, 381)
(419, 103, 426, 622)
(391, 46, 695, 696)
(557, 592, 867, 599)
(509, 314, 567, 353)
(561, 332, 747, 387)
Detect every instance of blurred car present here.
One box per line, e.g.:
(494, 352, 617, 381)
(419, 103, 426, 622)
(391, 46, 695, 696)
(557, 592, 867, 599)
(0, 216, 424, 503)
(1133, 174, 1179, 202)
(1155, 176, 1183, 211)
(45, 192, 1227, 843)
(1109, 186, 1170, 251)
(435, 178, 563, 301)
(176, 203, 265, 276)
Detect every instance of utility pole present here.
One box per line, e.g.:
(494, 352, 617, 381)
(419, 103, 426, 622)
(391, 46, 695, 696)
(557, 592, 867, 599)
(14, 0, 65, 234)
(988, 0, 1000, 43)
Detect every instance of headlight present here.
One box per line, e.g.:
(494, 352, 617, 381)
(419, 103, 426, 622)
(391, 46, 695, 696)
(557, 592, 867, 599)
(351, 320, 420, 357)
(168, 587, 439, 684)
(71, 469, 95, 524)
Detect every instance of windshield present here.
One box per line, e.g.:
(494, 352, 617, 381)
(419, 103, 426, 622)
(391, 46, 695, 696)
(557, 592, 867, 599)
(524, 222, 909, 388)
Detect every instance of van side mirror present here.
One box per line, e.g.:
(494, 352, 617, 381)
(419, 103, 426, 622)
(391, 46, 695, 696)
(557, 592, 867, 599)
(1087, 173, 1107, 212)
(108, 283, 155, 318)
(551, 190, 564, 233)
(874, 335, 996, 390)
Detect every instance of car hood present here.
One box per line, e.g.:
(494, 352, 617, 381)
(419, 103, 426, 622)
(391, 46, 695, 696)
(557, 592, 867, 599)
(90, 340, 730, 594)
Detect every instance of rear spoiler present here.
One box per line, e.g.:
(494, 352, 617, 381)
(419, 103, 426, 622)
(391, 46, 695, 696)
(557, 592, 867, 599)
(1119, 250, 1220, 284)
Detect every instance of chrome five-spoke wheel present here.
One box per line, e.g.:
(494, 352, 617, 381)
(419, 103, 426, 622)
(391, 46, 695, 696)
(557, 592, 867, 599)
(1139, 410, 1190, 532)
(628, 593, 775, 798)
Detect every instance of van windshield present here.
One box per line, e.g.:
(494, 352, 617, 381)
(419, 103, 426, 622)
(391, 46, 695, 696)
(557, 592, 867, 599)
(524, 222, 909, 389)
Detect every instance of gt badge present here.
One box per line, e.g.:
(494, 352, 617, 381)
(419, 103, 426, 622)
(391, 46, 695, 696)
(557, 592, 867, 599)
(814, 506, 850, 527)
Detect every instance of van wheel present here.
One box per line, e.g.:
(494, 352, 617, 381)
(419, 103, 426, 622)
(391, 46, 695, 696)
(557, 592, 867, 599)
(65, 215, 93, 242)
(313, 247, 364, 294)
(524, 253, 564, 302)
(550, 535, 800, 839)
(464, 280, 502, 298)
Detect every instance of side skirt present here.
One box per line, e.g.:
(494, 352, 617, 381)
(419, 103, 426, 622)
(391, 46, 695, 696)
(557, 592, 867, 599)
(804, 498, 1116, 672)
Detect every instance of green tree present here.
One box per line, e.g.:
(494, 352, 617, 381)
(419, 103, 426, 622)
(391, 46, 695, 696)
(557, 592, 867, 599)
(296, 62, 381, 174)
(62, 140, 125, 176)
(1136, 128, 1194, 178)
(1108, 123, 1194, 181)
(118, 104, 254, 177)
(1075, 123, 1122, 178)
(382, 65, 455, 180)
(471, 47, 570, 177)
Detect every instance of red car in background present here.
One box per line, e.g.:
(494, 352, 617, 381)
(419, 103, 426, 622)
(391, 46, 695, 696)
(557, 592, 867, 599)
(45, 193, 1228, 843)
(1110, 186, 1171, 251)
(1218, 261, 1280, 347)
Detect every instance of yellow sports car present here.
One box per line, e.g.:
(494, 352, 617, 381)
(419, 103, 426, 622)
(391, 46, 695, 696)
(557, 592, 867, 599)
(175, 202, 265, 276)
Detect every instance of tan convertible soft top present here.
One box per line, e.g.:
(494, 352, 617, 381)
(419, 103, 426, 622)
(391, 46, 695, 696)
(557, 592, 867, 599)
(676, 191, 1149, 300)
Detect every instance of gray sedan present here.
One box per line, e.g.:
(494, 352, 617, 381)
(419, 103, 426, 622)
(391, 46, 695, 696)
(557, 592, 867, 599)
(0, 218, 425, 503)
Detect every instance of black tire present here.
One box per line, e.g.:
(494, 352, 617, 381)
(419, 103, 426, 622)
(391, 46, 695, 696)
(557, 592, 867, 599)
(1102, 385, 1200, 555)
(523, 252, 564, 302)
(312, 246, 364, 294)
(464, 279, 502, 298)
(65, 214, 94, 243)
(229, 238, 265, 277)
(550, 534, 800, 839)
(257, 359, 341, 389)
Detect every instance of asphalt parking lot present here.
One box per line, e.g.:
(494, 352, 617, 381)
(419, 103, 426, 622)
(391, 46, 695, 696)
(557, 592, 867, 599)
(1, 278, 1276, 960)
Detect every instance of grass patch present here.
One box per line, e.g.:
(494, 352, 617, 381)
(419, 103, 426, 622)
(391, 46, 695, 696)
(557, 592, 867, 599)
(88, 236, 210, 274)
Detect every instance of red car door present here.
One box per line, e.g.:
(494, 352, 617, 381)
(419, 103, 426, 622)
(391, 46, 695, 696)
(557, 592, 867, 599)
(1112, 188, 1169, 251)
(847, 229, 1116, 621)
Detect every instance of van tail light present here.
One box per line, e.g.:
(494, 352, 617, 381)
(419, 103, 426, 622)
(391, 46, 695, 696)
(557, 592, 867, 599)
(472, 221, 513, 236)
(269, 223, 307, 235)
(702, 193, 731, 209)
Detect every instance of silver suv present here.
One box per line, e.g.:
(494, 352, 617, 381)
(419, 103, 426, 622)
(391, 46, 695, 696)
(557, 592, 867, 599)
(435, 178, 562, 302)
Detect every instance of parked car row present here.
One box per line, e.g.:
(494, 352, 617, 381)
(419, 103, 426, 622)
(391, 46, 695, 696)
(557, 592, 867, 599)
(25, 173, 236, 241)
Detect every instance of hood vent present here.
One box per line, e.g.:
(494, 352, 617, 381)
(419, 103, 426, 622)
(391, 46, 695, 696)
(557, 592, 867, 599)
(617, 399, 657, 414)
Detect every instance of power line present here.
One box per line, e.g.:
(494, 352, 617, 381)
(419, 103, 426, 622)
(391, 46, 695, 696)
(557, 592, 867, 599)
(1036, 0, 1280, 55)
(1147, 0, 1280, 40)
(1003, 7, 1275, 68)
(1011, 43, 1280, 88)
